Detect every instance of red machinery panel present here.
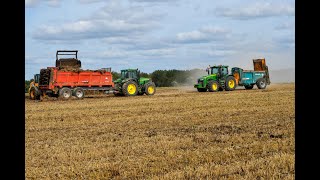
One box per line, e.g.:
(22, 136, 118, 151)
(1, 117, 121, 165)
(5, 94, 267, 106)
(39, 67, 114, 90)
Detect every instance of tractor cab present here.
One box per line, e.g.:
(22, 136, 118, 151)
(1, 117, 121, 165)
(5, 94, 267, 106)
(120, 69, 140, 80)
(207, 65, 229, 77)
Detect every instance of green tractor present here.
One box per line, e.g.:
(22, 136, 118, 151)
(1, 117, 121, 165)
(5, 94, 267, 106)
(194, 65, 237, 92)
(113, 69, 156, 96)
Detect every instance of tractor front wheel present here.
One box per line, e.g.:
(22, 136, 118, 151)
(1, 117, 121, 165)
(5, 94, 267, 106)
(256, 78, 267, 89)
(145, 83, 156, 95)
(225, 76, 237, 91)
(208, 81, 219, 92)
(122, 81, 138, 96)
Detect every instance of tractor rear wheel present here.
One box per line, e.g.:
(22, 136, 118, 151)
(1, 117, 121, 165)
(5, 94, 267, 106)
(59, 87, 72, 100)
(225, 76, 237, 91)
(73, 87, 85, 99)
(145, 82, 156, 95)
(122, 81, 138, 96)
(197, 88, 207, 92)
(208, 81, 219, 92)
(244, 85, 254, 90)
(256, 78, 267, 89)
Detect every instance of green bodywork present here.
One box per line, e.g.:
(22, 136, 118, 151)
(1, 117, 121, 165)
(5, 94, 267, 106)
(113, 69, 153, 94)
(194, 65, 230, 90)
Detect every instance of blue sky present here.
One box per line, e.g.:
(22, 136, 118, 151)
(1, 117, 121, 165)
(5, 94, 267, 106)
(25, 0, 295, 80)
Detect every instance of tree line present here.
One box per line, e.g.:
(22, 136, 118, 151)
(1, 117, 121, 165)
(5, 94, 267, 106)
(25, 69, 207, 92)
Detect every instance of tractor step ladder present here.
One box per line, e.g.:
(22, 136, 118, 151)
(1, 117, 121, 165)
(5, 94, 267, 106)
(219, 80, 225, 89)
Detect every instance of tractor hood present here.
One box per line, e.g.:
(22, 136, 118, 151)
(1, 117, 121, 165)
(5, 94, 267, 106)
(198, 74, 217, 81)
(113, 78, 122, 83)
(139, 77, 150, 84)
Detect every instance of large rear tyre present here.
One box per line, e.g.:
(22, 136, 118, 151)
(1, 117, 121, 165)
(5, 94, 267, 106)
(73, 87, 85, 99)
(122, 81, 138, 96)
(256, 78, 267, 89)
(145, 83, 156, 95)
(207, 81, 219, 92)
(197, 88, 207, 92)
(59, 87, 72, 100)
(225, 76, 237, 91)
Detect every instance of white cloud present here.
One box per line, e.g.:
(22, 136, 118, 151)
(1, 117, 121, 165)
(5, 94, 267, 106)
(176, 26, 230, 43)
(26, 0, 60, 7)
(275, 21, 295, 30)
(46, 0, 60, 7)
(137, 48, 176, 57)
(132, 0, 176, 2)
(216, 2, 295, 19)
(100, 48, 129, 58)
(78, 0, 103, 3)
(207, 50, 236, 57)
(32, 2, 161, 40)
(25, 0, 39, 7)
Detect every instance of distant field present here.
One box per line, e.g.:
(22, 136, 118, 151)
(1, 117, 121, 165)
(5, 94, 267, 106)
(25, 83, 295, 179)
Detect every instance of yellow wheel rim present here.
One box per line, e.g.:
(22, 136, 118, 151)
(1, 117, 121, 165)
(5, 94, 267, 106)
(148, 86, 154, 94)
(228, 80, 235, 88)
(127, 84, 137, 95)
(212, 83, 217, 90)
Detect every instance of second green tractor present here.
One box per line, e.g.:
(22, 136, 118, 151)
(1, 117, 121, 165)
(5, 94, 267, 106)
(195, 65, 237, 92)
(113, 69, 156, 96)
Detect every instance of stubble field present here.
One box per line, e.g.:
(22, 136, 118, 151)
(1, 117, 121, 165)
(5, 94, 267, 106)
(25, 83, 295, 179)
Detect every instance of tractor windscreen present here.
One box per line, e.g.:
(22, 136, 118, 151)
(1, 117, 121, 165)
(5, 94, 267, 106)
(121, 70, 137, 79)
(211, 67, 219, 74)
(121, 71, 127, 78)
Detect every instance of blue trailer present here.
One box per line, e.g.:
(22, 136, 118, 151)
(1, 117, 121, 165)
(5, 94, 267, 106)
(231, 59, 271, 89)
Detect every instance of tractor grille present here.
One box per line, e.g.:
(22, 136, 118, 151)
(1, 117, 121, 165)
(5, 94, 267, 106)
(39, 68, 51, 85)
(198, 79, 204, 87)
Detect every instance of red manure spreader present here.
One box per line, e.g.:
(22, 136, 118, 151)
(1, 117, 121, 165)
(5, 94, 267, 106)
(32, 50, 115, 100)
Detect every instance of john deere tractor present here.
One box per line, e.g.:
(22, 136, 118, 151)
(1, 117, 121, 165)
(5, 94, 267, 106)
(194, 65, 237, 92)
(113, 69, 156, 96)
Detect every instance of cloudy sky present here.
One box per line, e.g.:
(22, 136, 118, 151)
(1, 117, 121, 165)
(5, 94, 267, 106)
(25, 0, 294, 80)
